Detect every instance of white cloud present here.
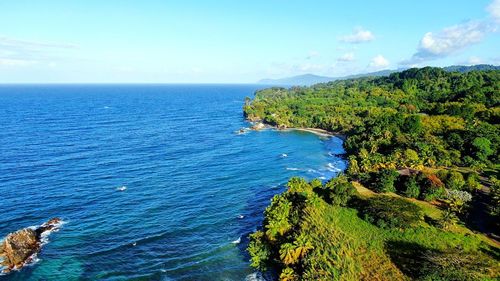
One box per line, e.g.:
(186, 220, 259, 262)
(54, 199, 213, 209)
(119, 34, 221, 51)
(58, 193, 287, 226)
(0, 36, 77, 68)
(402, 0, 499, 65)
(294, 63, 325, 73)
(402, 21, 494, 65)
(337, 52, 355, 62)
(265, 61, 329, 77)
(369, 55, 390, 69)
(0, 37, 77, 50)
(340, 27, 375, 43)
(467, 56, 482, 65)
(0, 58, 37, 66)
(306, 50, 320, 60)
(487, 0, 500, 21)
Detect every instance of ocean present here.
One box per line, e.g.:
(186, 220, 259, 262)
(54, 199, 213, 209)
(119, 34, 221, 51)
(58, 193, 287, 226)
(0, 85, 346, 280)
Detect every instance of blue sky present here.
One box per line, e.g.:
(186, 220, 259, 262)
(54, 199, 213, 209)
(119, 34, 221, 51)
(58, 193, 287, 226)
(0, 0, 499, 83)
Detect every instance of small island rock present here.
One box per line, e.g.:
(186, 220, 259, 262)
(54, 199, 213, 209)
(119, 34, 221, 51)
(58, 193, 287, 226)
(0, 217, 61, 273)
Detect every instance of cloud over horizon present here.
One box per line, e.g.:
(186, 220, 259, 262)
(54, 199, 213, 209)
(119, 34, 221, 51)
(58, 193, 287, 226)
(0, 36, 77, 68)
(340, 27, 375, 43)
(402, 21, 494, 65)
(369, 55, 390, 69)
(402, 0, 499, 66)
(337, 52, 355, 62)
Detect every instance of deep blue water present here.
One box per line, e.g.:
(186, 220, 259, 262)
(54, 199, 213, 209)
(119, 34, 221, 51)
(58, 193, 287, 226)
(0, 85, 345, 281)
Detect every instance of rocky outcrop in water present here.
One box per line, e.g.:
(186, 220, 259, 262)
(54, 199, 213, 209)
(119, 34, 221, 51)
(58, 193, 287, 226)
(0, 218, 61, 273)
(250, 122, 265, 130)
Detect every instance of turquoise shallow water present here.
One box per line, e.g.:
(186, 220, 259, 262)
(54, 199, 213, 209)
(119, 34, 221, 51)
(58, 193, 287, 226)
(0, 85, 345, 280)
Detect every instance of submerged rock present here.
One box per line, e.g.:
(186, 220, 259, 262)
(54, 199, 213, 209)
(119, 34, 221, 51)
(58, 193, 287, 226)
(0, 218, 61, 273)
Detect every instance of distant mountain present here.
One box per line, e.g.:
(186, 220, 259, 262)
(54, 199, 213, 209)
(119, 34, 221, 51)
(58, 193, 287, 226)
(341, 69, 401, 80)
(443, 64, 500, 72)
(258, 74, 334, 86)
(258, 64, 499, 86)
(258, 69, 402, 86)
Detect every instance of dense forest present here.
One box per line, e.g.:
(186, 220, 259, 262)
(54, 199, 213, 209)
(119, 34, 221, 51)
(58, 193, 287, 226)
(244, 67, 500, 280)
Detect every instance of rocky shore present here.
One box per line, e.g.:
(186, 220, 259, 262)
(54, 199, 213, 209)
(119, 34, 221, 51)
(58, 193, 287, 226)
(0, 218, 62, 273)
(246, 118, 345, 139)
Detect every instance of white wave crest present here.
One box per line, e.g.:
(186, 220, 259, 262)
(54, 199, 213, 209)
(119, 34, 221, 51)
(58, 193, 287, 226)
(326, 163, 341, 172)
(245, 272, 267, 281)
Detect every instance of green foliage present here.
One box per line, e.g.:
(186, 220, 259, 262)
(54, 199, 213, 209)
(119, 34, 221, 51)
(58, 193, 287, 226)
(402, 114, 423, 135)
(322, 175, 357, 206)
(465, 172, 481, 192)
(244, 68, 499, 172)
(472, 137, 493, 162)
(443, 189, 472, 214)
(437, 209, 459, 230)
(387, 241, 500, 281)
(279, 267, 298, 281)
(264, 194, 293, 241)
(489, 177, 500, 220)
(246, 67, 500, 280)
(417, 248, 499, 280)
(403, 176, 420, 198)
(248, 231, 271, 271)
(249, 176, 499, 280)
(373, 168, 399, 193)
(445, 171, 466, 190)
(419, 173, 446, 201)
(360, 196, 423, 229)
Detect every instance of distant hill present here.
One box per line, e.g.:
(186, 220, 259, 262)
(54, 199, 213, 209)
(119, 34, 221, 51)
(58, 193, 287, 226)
(258, 74, 334, 86)
(258, 64, 500, 86)
(443, 64, 500, 72)
(258, 70, 398, 86)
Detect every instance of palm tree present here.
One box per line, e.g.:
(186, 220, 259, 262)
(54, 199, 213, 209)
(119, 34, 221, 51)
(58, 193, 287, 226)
(279, 243, 300, 265)
(279, 267, 298, 281)
(293, 234, 313, 259)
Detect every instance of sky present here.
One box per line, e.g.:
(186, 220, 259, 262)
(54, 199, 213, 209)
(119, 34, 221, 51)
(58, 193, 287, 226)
(0, 0, 499, 83)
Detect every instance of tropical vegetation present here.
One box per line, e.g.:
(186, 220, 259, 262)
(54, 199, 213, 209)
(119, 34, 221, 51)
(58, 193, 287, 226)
(244, 67, 500, 280)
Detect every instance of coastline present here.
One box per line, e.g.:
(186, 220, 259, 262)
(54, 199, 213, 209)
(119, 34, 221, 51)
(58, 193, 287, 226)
(282, 127, 346, 140)
(245, 118, 346, 140)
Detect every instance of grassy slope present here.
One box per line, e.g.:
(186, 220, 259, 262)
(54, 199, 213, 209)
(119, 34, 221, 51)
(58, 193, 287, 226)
(298, 184, 499, 280)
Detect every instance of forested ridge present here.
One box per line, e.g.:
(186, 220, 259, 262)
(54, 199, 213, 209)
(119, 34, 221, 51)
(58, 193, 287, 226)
(244, 67, 500, 280)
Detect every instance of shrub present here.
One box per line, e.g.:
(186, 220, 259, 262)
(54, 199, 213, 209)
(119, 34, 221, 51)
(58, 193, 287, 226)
(438, 209, 459, 230)
(248, 231, 272, 271)
(471, 137, 493, 162)
(403, 176, 420, 198)
(359, 196, 423, 229)
(445, 171, 465, 190)
(323, 175, 357, 206)
(465, 172, 481, 192)
(435, 169, 449, 182)
(489, 177, 500, 220)
(443, 189, 472, 214)
(419, 249, 500, 280)
(419, 173, 445, 201)
(264, 194, 293, 241)
(373, 168, 399, 193)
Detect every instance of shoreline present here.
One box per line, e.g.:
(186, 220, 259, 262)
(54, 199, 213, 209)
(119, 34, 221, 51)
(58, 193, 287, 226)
(282, 127, 346, 140)
(246, 119, 347, 140)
